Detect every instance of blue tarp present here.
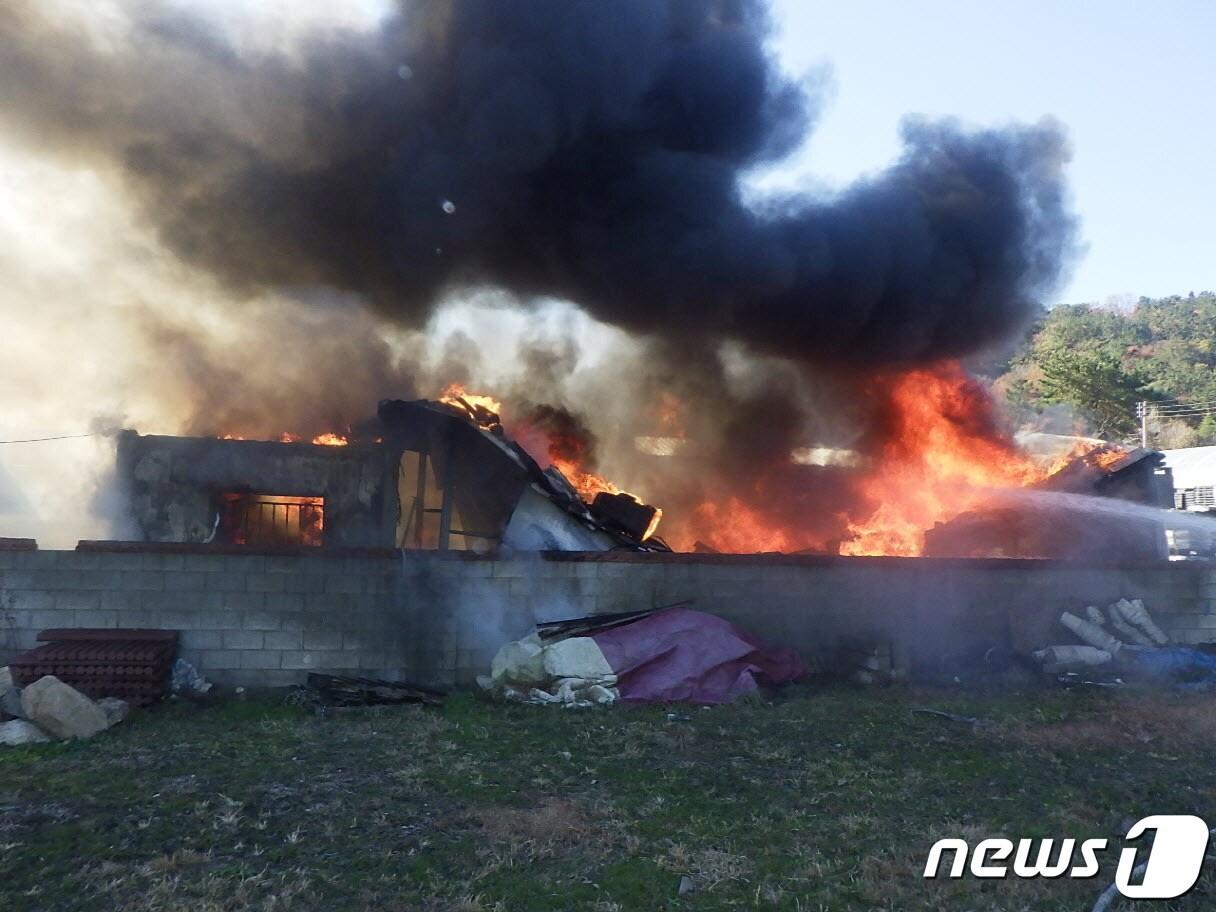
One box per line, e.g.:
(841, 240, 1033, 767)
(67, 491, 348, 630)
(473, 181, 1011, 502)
(1127, 647, 1216, 688)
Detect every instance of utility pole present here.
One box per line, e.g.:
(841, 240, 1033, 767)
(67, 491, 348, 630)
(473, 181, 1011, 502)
(1137, 400, 1148, 448)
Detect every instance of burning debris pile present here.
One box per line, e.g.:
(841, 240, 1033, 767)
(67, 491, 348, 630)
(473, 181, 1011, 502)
(391, 392, 669, 551)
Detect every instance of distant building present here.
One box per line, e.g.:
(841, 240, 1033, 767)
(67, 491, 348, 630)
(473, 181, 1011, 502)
(1161, 446, 1216, 511)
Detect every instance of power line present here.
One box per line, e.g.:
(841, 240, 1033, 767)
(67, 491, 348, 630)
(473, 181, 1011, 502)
(1145, 398, 1216, 411)
(0, 433, 99, 445)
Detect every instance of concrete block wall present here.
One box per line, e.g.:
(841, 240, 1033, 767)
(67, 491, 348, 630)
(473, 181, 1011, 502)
(1, 541, 1213, 689)
(402, 553, 1214, 686)
(1154, 564, 1216, 644)
(0, 546, 406, 687)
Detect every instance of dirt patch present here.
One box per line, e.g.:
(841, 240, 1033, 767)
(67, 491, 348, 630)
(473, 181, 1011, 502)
(1003, 694, 1216, 750)
(659, 843, 752, 891)
(472, 796, 596, 856)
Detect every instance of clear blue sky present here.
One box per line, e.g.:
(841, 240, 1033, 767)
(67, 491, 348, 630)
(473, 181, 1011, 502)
(766, 0, 1215, 306)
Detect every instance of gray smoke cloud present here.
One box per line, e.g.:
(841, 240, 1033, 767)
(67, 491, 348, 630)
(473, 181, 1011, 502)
(0, 0, 1076, 368)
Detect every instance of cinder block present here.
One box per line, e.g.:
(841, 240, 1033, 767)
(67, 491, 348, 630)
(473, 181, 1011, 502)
(263, 630, 302, 650)
(281, 651, 319, 670)
(55, 590, 100, 611)
(222, 629, 264, 650)
(240, 651, 283, 669)
(292, 575, 330, 596)
(364, 575, 390, 594)
(74, 610, 117, 628)
(304, 592, 345, 612)
(492, 561, 535, 579)
(5, 589, 53, 612)
(190, 555, 228, 573)
(117, 610, 161, 628)
(76, 570, 125, 591)
(221, 592, 266, 612)
(303, 630, 342, 650)
(0, 570, 36, 588)
(32, 569, 82, 589)
(264, 593, 304, 613)
(242, 611, 281, 631)
(122, 571, 164, 591)
(100, 590, 140, 611)
(238, 669, 303, 687)
(204, 572, 246, 592)
(196, 611, 243, 630)
(181, 630, 223, 649)
(324, 575, 363, 594)
(155, 553, 186, 571)
(200, 649, 242, 669)
(164, 572, 207, 591)
(246, 573, 286, 593)
(224, 555, 265, 574)
(29, 610, 75, 629)
(139, 591, 184, 612)
(263, 556, 300, 574)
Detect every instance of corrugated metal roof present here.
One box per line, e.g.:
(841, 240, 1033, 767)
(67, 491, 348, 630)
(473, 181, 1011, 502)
(1161, 446, 1216, 488)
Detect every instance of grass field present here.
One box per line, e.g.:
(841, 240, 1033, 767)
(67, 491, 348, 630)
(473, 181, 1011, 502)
(1, 683, 1214, 911)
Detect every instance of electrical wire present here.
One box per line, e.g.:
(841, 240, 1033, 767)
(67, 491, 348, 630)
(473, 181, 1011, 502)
(0, 433, 99, 445)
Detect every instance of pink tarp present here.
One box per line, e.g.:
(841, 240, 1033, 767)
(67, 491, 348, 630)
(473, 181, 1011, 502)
(590, 607, 806, 704)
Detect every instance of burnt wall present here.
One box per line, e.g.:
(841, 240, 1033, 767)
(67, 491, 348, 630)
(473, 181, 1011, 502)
(118, 432, 395, 548)
(0, 542, 1212, 689)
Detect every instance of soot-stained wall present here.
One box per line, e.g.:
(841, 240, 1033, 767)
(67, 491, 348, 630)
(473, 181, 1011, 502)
(117, 432, 395, 548)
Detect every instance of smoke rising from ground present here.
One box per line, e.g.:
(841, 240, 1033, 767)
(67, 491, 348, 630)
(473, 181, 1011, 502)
(0, 0, 1075, 366)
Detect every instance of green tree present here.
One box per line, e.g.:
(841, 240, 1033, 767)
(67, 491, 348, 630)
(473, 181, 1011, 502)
(996, 291, 1216, 442)
(1035, 344, 1145, 438)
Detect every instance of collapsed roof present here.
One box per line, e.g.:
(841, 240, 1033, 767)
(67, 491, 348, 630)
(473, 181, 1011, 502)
(379, 398, 668, 553)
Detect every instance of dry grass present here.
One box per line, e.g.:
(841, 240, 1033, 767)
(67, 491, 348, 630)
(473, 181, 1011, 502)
(1001, 692, 1216, 750)
(2, 685, 1215, 910)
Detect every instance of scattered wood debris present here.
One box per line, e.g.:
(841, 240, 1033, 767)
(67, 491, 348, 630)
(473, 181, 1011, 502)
(305, 673, 445, 707)
(535, 602, 688, 640)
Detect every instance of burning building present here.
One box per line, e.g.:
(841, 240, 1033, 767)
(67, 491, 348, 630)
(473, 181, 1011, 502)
(117, 396, 668, 553)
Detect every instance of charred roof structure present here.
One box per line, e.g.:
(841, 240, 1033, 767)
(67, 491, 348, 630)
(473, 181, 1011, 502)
(117, 400, 668, 553)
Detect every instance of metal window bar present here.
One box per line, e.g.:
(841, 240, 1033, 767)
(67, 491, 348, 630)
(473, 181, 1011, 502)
(224, 496, 324, 547)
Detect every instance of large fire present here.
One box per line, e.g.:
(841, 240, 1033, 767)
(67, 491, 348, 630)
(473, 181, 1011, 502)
(446, 384, 628, 500)
(669, 362, 1114, 556)
(838, 363, 1048, 556)
(225, 366, 1114, 556)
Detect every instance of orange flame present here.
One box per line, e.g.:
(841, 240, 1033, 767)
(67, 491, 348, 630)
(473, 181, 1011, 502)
(687, 498, 796, 553)
(311, 432, 349, 447)
(551, 457, 622, 499)
(839, 363, 1049, 556)
(439, 382, 503, 417)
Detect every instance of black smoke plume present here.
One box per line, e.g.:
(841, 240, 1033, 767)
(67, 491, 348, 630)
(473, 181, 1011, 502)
(0, 0, 1075, 366)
